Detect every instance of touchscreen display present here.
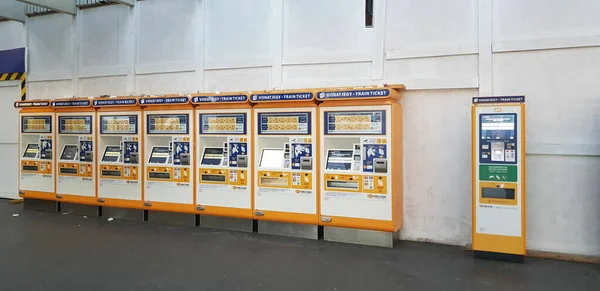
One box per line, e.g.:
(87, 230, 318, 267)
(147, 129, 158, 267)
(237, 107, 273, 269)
(201, 147, 224, 165)
(102, 146, 122, 162)
(259, 149, 285, 168)
(149, 147, 170, 164)
(60, 145, 78, 160)
(326, 150, 353, 170)
(23, 144, 39, 158)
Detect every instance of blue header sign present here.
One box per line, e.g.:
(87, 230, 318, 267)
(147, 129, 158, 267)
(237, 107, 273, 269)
(192, 95, 247, 103)
(250, 92, 313, 102)
(93, 98, 137, 107)
(0, 48, 26, 74)
(51, 100, 91, 107)
(473, 96, 525, 104)
(139, 97, 189, 105)
(317, 89, 390, 100)
(14, 101, 50, 108)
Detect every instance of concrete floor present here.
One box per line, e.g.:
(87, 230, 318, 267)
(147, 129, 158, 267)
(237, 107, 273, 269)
(0, 200, 598, 291)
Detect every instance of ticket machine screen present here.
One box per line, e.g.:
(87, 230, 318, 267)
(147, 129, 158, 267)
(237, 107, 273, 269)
(326, 150, 353, 171)
(102, 146, 122, 162)
(149, 147, 170, 164)
(60, 145, 78, 160)
(23, 144, 39, 158)
(259, 148, 285, 168)
(481, 114, 515, 140)
(201, 147, 224, 166)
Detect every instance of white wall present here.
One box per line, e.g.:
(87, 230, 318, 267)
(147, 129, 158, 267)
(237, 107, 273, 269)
(0, 0, 598, 256)
(0, 20, 25, 199)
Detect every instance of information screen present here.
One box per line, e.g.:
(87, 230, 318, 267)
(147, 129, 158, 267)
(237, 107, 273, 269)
(102, 145, 122, 162)
(59, 116, 92, 134)
(259, 149, 285, 168)
(326, 150, 354, 170)
(22, 116, 52, 133)
(60, 145, 78, 160)
(200, 113, 246, 134)
(258, 112, 310, 135)
(147, 114, 188, 134)
(149, 147, 170, 164)
(201, 147, 224, 165)
(23, 144, 39, 158)
(101, 115, 137, 134)
(481, 114, 516, 140)
(325, 111, 385, 135)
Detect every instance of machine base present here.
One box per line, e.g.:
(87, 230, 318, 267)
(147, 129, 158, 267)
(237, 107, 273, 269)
(102, 207, 144, 222)
(324, 226, 398, 248)
(257, 221, 318, 240)
(474, 250, 525, 263)
(23, 198, 59, 212)
(61, 202, 100, 217)
(147, 210, 196, 226)
(199, 215, 253, 233)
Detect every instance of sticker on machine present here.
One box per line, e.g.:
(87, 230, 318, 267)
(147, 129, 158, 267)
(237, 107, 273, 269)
(476, 204, 521, 237)
(256, 187, 312, 196)
(323, 191, 387, 201)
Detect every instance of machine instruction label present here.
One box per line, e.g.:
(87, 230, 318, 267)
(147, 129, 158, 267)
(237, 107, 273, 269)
(479, 165, 518, 182)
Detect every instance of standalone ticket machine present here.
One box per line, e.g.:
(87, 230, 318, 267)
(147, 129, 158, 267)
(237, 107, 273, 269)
(141, 96, 195, 224)
(94, 97, 143, 220)
(53, 99, 98, 215)
(192, 93, 253, 231)
(251, 90, 318, 238)
(317, 86, 404, 247)
(472, 96, 526, 262)
(15, 100, 56, 210)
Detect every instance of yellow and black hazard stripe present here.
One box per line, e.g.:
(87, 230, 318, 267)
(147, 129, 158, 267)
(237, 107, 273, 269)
(0, 72, 27, 100)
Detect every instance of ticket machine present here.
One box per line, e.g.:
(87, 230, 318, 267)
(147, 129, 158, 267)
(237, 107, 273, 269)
(472, 96, 526, 262)
(141, 95, 195, 224)
(192, 92, 253, 231)
(317, 85, 404, 247)
(53, 99, 98, 215)
(93, 97, 143, 220)
(15, 100, 56, 210)
(251, 90, 318, 238)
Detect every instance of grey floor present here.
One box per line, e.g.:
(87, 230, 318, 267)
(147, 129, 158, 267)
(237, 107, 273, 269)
(0, 200, 598, 291)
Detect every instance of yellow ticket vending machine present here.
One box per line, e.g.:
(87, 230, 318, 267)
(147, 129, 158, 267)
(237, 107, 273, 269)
(192, 92, 253, 231)
(53, 98, 98, 216)
(251, 90, 319, 239)
(93, 97, 144, 220)
(472, 96, 526, 262)
(317, 85, 404, 247)
(141, 95, 195, 225)
(15, 100, 57, 211)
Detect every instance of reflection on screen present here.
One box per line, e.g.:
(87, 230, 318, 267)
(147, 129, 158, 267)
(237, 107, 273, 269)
(260, 149, 285, 168)
(326, 150, 353, 170)
(149, 147, 170, 164)
(61, 145, 78, 160)
(481, 114, 516, 140)
(201, 147, 224, 165)
(102, 146, 121, 162)
(23, 144, 39, 158)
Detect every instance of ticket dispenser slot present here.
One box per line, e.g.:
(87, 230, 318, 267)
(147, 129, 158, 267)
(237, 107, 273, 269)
(326, 180, 359, 190)
(85, 151, 94, 163)
(130, 152, 139, 164)
(491, 142, 505, 162)
(180, 153, 190, 166)
(300, 157, 312, 170)
(373, 158, 387, 173)
(237, 155, 248, 168)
